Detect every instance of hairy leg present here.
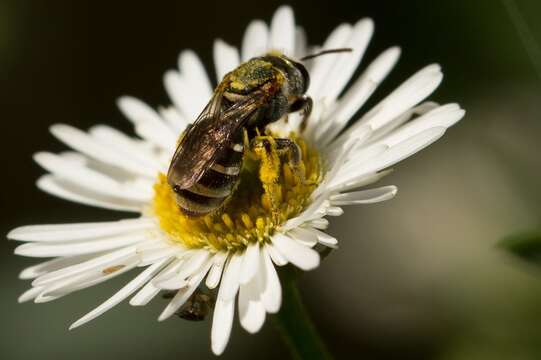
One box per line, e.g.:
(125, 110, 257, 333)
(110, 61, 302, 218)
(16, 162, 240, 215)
(249, 136, 305, 221)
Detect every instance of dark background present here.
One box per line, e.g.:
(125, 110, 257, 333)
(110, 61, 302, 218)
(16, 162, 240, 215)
(2, 0, 541, 359)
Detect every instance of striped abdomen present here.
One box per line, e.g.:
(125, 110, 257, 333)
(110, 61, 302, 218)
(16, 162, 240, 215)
(175, 142, 244, 217)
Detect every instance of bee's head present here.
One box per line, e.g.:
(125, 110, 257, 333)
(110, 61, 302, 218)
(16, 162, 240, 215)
(263, 52, 310, 95)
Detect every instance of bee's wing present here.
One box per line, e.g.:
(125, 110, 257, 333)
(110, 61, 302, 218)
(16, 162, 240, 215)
(167, 89, 268, 189)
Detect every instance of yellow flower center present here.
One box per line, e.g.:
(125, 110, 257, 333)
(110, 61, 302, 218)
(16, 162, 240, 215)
(152, 133, 322, 253)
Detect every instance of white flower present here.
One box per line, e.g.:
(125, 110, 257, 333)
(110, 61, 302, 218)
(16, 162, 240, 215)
(8, 5, 464, 356)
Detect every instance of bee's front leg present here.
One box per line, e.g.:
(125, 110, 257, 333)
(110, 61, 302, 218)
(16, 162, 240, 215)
(290, 95, 313, 132)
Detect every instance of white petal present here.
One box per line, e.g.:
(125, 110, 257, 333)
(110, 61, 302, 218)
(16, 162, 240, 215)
(211, 281, 235, 355)
(283, 194, 329, 230)
(34, 152, 150, 202)
(155, 250, 210, 290)
(89, 125, 162, 169)
(325, 206, 344, 217)
(242, 20, 269, 61)
(150, 256, 188, 284)
(32, 246, 137, 287)
(348, 64, 443, 138)
(69, 258, 169, 330)
(130, 258, 181, 306)
(205, 252, 228, 289)
(335, 143, 389, 178)
(129, 281, 161, 306)
(158, 258, 213, 321)
(36, 175, 143, 212)
(18, 254, 97, 280)
(163, 70, 204, 122)
(331, 127, 446, 187)
(158, 106, 188, 133)
(321, 125, 373, 188)
(214, 39, 240, 82)
(238, 278, 265, 334)
(18, 286, 45, 303)
(15, 232, 149, 258)
(269, 6, 295, 55)
(50, 124, 155, 177)
(318, 47, 401, 145)
(308, 218, 329, 230)
(139, 246, 183, 267)
(330, 169, 394, 193)
(330, 186, 398, 205)
(176, 250, 212, 279)
(218, 252, 243, 301)
(116, 96, 176, 149)
(309, 228, 338, 248)
(35, 271, 97, 303)
(264, 243, 288, 266)
(38, 256, 140, 302)
(313, 18, 374, 101)
(178, 50, 213, 105)
(379, 103, 465, 147)
(288, 227, 318, 247)
(307, 23, 352, 96)
(368, 101, 439, 143)
(294, 26, 308, 59)
(260, 247, 281, 313)
(271, 233, 320, 271)
(239, 243, 260, 285)
(8, 218, 154, 242)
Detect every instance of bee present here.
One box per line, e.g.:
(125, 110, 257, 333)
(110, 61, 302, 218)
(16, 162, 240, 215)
(167, 48, 351, 216)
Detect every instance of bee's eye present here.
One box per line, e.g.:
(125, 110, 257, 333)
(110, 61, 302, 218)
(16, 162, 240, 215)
(173, 185, 182, 194)
(294, 61, 310, 93)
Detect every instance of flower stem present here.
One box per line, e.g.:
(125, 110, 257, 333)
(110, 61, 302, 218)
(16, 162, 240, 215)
(271, 269, 333, 360)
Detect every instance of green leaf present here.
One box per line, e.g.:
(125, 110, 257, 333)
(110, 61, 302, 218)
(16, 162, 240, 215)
(499, 230, 541, 264)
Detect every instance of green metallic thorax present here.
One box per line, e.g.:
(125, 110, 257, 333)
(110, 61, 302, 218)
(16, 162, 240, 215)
(227, 59, 277, 94)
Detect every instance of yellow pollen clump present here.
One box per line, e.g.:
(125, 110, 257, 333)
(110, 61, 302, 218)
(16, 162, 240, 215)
(153, 133, 322, 253)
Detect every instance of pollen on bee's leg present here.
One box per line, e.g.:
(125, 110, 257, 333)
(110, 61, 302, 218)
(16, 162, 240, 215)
(283, 164, 295, 186)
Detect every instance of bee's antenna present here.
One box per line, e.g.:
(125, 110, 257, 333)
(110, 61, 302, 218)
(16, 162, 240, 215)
(299, 48, 353, 61)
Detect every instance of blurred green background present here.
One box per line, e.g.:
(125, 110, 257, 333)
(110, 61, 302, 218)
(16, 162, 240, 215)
(1, 0, 541, 359)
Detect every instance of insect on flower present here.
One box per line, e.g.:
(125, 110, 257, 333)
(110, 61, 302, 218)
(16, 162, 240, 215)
(167, 49, 351, 218)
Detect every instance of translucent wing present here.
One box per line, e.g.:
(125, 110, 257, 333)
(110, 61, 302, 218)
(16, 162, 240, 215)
(167, 89, 268, 189)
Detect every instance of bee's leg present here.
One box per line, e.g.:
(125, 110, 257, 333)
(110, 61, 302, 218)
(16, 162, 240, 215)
(290, 95, 313, 132)
(274, 138, 305, 184)
(250, 136, 283, 221)
(251, 137, 304, 181)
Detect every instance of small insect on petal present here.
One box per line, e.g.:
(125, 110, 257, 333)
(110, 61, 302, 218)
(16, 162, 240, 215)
(102, 265, 126, 274)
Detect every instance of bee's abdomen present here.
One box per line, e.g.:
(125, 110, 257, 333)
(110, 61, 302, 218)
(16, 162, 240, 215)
(177, 144, 244, 217)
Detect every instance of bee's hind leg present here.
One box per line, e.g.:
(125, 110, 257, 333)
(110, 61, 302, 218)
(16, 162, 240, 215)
(290, 95, 313, 132)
